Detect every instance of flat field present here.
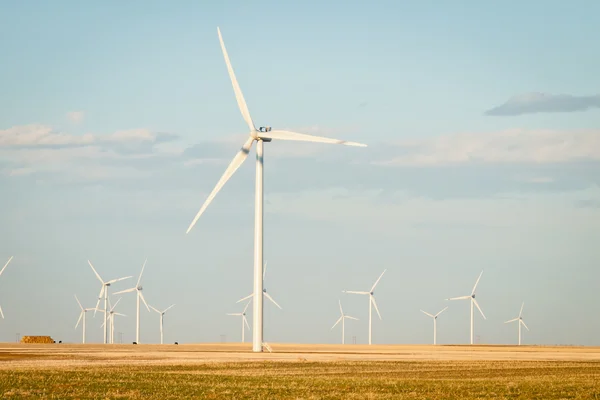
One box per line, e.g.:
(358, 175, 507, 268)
(1, 343, 599, 399)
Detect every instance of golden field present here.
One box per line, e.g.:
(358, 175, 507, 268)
(1, 343, 599, 398)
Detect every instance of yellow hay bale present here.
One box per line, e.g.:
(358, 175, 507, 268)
(20, 336, 55, 344)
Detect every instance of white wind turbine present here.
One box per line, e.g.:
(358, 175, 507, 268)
(447, 270, 486, 345)
(149, 304, 175, 345)
(227, 300, 251, 343)
(237, 261, 282, 310)
(505, 302, 529, 346)
(0, 256, 14, 319)
(101, 297, 126, 344)
(74, 295, 101, 344)
(88, 260, 132, 344)
(331, 299, 358, 344)
(420, 306, 448, 345)
(114, 259, 150, 344)
(185, 27, 366, 353)
(342, 269, 386, 345)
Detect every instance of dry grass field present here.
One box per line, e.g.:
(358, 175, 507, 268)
(1, 343, 599, 399)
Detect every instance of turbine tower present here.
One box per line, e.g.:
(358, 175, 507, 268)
(447, 270, 486, 345)
(149, 304, 175, 344)
(88, 260, 132, 344)
(331, 299, 358, 344)
(504, 302, 529, 345)
(185, 27, 366, 353)
(420, 306, 448, 345)
(227, 300, 251, 343)
(0, 256, 14, 319)
(237, 261, 282, 310)
(342, 269, 386, 345)
(114, 259, 150, 344)
(74, 294, 100, 344)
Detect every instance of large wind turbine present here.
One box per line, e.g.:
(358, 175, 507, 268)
(342, 269, 386, 345)
(74, 295, 101, 344)
(88, 260, 132, 344)
(237, 261, 281, 310)
(227, 300, 251, 343)
(0, 256, 14, 319)
(185, 27, 366, 353)
(420, 306, 448, 345)
(149, 304, 175, 344)
(505, 302, 529, 345)
(331, 299, 358, 344)
(446, 270, 486, 345)
(114, 259, 150, 344)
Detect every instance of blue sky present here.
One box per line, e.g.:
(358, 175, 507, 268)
(1, 1, 599, 345)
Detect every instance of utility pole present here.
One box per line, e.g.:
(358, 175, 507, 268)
(352, 336, 357, 345)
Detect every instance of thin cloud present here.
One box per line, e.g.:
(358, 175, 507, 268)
(66, 111, 85, 124)
(485, 93, 600, 116)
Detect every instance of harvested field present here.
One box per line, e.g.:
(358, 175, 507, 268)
(1, 343, 599, 399)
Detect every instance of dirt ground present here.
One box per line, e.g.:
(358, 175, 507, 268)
(1, 343, 599, 369)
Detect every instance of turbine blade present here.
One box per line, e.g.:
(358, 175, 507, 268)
(263, 260, 268, 280)
(110, 297, 122, 311)
(343, 291, 369, 295)
(0, 305, 3, 319)
(243, 300, 251, 313)
(137, 258, 147, 287)
(186, 136, 254, 234)
(370, 269, 387, 292)
(75, 312, 83, 329)
(114, 312, 126, 317)
(519, 302, 524, 317)
(0, 256, 13, 277)
(74, 295, 83, 311)
(371, 295, 382, 320)
(139, 292, 150, 312)
(106, 276, 133, 285)
(262, 130, 367, 147)
(113, 287, 136, 295)
(149, 305, 160, 314)
(473, 298, 486, 319)
(346, 316, 359, 321)
(237, 293, 253, 303)
(421, 310, 434, 318)
(94, 286, 104, 316)
(264, 292, 282, 309)
(163, 304, 175, 313)
(243, 315, 250, 330)
(87, 260, 104, 284)
(520, 320, 530, 331)
(435, 306, 449, 317)
(504, 318, 519, 323)
(331, 316, 342, 330)
(447, 296, 470, 301)
(227, 313, 242, 316)
(217, 27, 255, 131)
(471, 270, 484, 295)
(338, 299, 343, 316)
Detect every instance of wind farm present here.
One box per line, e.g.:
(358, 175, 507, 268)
(2, 3, 600, 398)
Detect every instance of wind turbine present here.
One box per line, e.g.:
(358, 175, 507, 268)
(446, 270, 486, 345)
(149, 304, 175, 344)
(505, 302, 529, 345)
(420, 306, 448, 345)
(237, 261, 282, 310)
(0, 256, 14, 319)
(114, 259, 150, 344)
(101, 297, 126, 344)
(74, 295, 101, 344)
(185, 27, 366, 353)
(227, 300, 251, 343)
(87, 260, 132, 344)
(342, 269, 386, 345)
(331, 299, 358, 344)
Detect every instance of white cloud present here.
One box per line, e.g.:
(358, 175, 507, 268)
(66, 111, 85, 124)
(378, 129, 600, 167)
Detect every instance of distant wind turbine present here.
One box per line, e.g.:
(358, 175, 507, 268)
(184, 27, 367, 353)
(420, 307, 448, 345)
(343, 269, 386, 345)
(331, 300, 358, 344)
(237, 261, 282, 310)
(74, 294, 101, 344)
(446, 270, 486, 345)
(227, 300, 251, 343)
(149, 304, 175, 344)
(0, 256, 14, 319)
(505, 302, 529, 345)
(102, 297, 126, 344)
(114, 259, 150, 344)
(88, 260, 132, 344)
